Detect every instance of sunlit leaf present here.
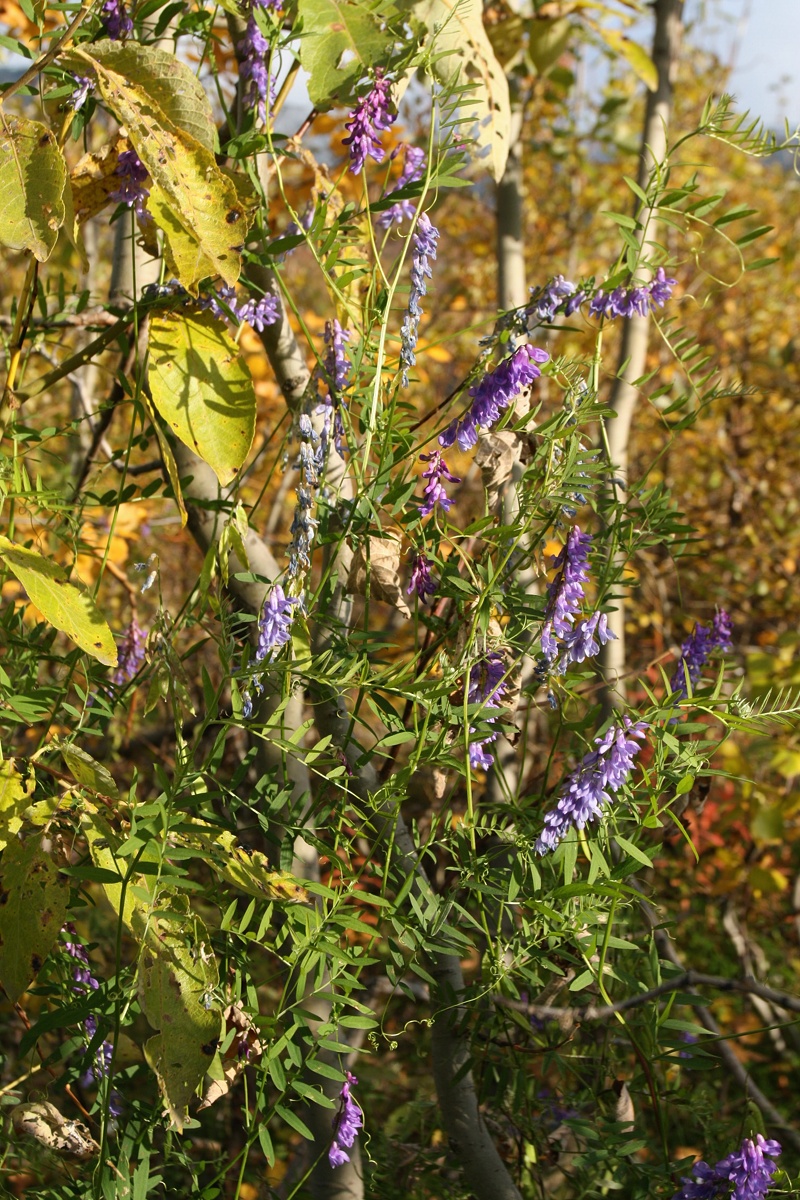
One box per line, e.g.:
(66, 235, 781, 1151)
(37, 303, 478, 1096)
(0, 116, 67, 261)
(0, 835, 69, 1003)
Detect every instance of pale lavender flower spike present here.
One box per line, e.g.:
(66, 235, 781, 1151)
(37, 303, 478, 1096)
(672, 1133, 781, 1200)
(535, 718, 648, 854)
(111, 618, 146, 687)
(400, 212, 439, 385)
(329, 1071, 363, 1168)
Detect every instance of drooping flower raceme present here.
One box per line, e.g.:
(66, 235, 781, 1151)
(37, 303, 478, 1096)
(63, 930, 122, 1115)
(255, 585, 300, 663)
(672, 1134, 781, 1200)
(111, 618, 147, 687)
(526, 268, 676, 328)
(329, 1071, 363, 1168)
(100, 0, 133, 40)
(541, 526, 593, 661)
(238, 0, 282, 123)
(418, 451, 460, 518)
(467, 651, 508, 771)
(377, 144, 426, 228)
(670, 610, 733, 702)
(535, 718, 648, 854)
(400, 212, 439, 385)
(407, 552, 436, 602)
(318, 319, 351, 457)
(343, 69, 395, 174)
(557, 610, 616, 673)
(439, 344, 549, 452)
(110, 151, 150, 222)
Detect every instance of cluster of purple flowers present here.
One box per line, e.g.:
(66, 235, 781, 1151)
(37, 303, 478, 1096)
(439, 344, 549, 453)
(535, 718, 648, 853)
(400, 212, 439, 386)
(238, 0, 282, 125)
(343, 69, 395, 174)
(377, 144, 426, 228)
(63, 930, 122, 1116)
(69, 76, 94, 112)
(255, 584, 299, 661)
(527, 267, 676, 326)
(672, 1134, 781, 1200)
(670, 610, 733, 702)
(541, 526, 614, 673)
(407, 551, 436, 602)
(317, 319, 351, 457)
(199, 284, 280, 331)
(418, 450, 460, 519)
(110, 150, 150, 223)
(467, 651, 508, 771)
(111, 618, 146, 687)
(100, 0, 133, 39)
(329, 1071, 363, 1168)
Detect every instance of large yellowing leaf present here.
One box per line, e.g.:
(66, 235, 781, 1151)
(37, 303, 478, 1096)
(296, 0, 404, 108)
(584, 20, 657, 90)
(85, 41, 219, 151)
(148, 311, 256, 486)
(148, 183, 222, 299)
(77, 50, 245, 292)
(0, 759, 35, 851)
(414, 0, 511, 181)
(0, 836, 69, 1003)
(137, 901, 221, 1130)
(0, 116, 67, 261)
(0, 537, 117, 666)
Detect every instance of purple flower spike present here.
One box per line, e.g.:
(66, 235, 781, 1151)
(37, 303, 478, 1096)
(669, 609, 732, 702)
(100, 0, 133, 39)
(110, 150, 150, 222)
(466, 651, 508, 771)
(255, 585, 300, 661)
(407, 552, 437, 602)
(237, 294, 280, 331)
(440, 344, 548, 449)
(672, 1134, 781, 1200)
(329, 1071, 363, 1168)
(649, 266, 676, 308)
(418, 450, 460, 518)
(111, 618, 147, 686)
(535, 718, 648, 854)
(343, 69, 395, 174)
(239, 12, 275, 124)
(323, 319, 352, 393)
(400, 212, 439, 385)
(557, 611, 616, 671)
(378, 144, 426, 228)
(540, 526, 592, 660)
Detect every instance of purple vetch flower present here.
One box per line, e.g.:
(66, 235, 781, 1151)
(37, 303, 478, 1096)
(343, 69, 395, 174)
(400, 211, 439, 385)
(671, 1135, 781, 1200)
(466, 651, 508, 770)
(439, 344, 549, 451)
(530, 275, 577, 323)
(418, 450, 460, 518)
(557, 611, 616, 672)
(589, 270, 677, 320)
(649, 266, 677, 308)
(377, 144, 426, 228)
(110, 150, 150, 222)
(669, 609, 733, 702)
(100, 0, 133, 39)
(69, 76, 94, 112)
(323, 319, 351, 393)
(239, 11, 275, 124)
(63, 931, 116, 1090)
(255, 585, 300, 660)
(407, 552, 437, 602)
(237, 294, 280, 331)
(535, 718, 648, 854)
(111, 618, 147, 687)
(329, 1071, 363, 1168)
(540, 526, 593, 660)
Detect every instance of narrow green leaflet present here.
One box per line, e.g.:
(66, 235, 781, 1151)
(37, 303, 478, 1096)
(0, 537, 117, 666)
(0, 758, 35, 851)
(148, 311, 256, 486)
(0, 116, 67, 261)
(0, 836, 69, 1004)
(82, 41, 219, 151)
(137, 902, 221, 1131)
(414, 0, 511, 181)
(296, 0, 403, 108)
(77, 50, 245, 291)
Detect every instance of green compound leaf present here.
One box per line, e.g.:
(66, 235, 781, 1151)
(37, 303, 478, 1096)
(136, 900, 221, 1131)
(0, 759, 35, 851)
(0, 537, 117, 667)
(296, 0, 404, 109)
(77, 49, 246, 292)
(148, 310, 256, 486)
(0, 116, 67, 261)
(83, 40, 219, 151)
(0, 836, 69, 1004)
(414, 0, 511, 182)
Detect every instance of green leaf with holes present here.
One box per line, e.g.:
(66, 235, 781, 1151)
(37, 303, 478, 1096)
(296, 0, 403, 109)
(0, 836, 69, 1004)
(0, 759, 35, 851)
(136, 899, 221, 1131)
(148, 310, 256, 486)
(0, 538, 117, 666)
(0, 116, 67, 261)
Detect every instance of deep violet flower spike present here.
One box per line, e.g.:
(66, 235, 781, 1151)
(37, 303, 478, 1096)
(671, 1134, 781, 1200)
(343, 69, 395, 174)
(100, 0, 133, 39)
(256, 585, 300, 660)
(439, 344, 549, 450)
(110, 150, 150, 222)
(407, 552, 436, 602)
(400, 212, 439, 385)
(418, 451, 460, 518)
(670, 609, 732, 701)
(111, 618, 147, 687)
(329, 1071, 363, 1168)
(535, 718, 647, 854)
(541, 526, 592, 660)
(239, 13, 275, 124)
